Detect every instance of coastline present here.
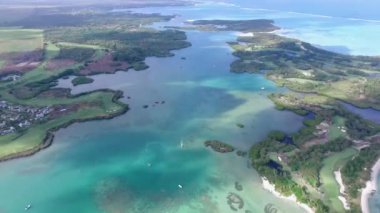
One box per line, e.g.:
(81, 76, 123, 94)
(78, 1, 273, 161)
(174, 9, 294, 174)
(261, 177, 314, 213)
(0, 132, 55, 163)
(0, 90, 129, 163)
(361, 158, 380, 213)
(334, 169, 350, 210)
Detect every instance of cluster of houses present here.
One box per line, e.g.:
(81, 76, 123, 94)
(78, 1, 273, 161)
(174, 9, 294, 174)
(314, 121, 330, 137)
(0, 100, 53, 135)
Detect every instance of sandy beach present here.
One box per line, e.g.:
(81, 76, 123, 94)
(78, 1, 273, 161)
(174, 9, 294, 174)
(235, 32, 254, 37)
(261, 177, 314, 213)
(334, 169, 350, 210)
(361, 158, 380, 213)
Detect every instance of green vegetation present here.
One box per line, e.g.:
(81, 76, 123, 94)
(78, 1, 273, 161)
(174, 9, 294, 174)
(250, 130, 331, 212)
(0, 10, 174, 28)
(250, 126, 360, 213)
(342, 144, 380, 199)
(251, 93, 380, 212)
(328, 116, 346, 141)
(55, 47, 96, 62)
(47, 28, 190, 71)
(191, 19, 279, 32)
(56, 42, 103, 50)
(1, 8, 190, 76)
(0, 28, 44, 77)
(0, 28, 43, 53)
(342, 109, 380, 139)
(236, 123, 245, 128)
(229, 32, 380, 109)
(319, 148, 357, 212)
(200, 19, 380, 212)
(204, 140, 235, 153)
(290, 138, 352, 187)
(71, 76, 94, 86)
(0, 90, 128, 161)
(0, 8, 190, 162)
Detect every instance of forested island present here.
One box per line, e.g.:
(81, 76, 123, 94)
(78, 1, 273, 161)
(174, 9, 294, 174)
(192, 19, 380, 213)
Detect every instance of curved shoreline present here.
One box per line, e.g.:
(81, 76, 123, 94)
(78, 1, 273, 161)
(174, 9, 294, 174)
(0, 90, 129, 163)
(334, 169, 350, 210)
(261, 177, 314, 213)
(361, 158, 380, 213)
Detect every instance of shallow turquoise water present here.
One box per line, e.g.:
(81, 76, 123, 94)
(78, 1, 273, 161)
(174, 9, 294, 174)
(133, 1, 380, 56)
(1, 29, 306, 213)
(1, 2, 380, 213)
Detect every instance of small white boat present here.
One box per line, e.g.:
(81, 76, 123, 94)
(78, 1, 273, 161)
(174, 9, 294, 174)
(178, 184, 183, 189)
(25, 204, 32, 211)
(261, 87, 265, 90)
(180, 140, 184, 149)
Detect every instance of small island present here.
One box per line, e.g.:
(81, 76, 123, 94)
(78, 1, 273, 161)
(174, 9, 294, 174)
(71, 76, 94, 86)
(204, 140, 235, 153)
(190, 19, 279, 32)
(236, 123, 245, 128)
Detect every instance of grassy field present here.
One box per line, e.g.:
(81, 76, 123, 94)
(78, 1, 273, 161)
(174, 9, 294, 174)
(0, 28, 43, 53)
(230, 32, 380, 109)
(320, 148, 358, 212)
(0, 87, 118, 106)
(319, 78, 380, 110)
(328, 116, 346, 141)
(45, 41, 60, 59)
(56, 42, 103, 49)
(0, 34, 126, 157)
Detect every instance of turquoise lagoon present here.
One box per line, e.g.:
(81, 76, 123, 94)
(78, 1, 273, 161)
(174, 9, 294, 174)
(1, 2, 380, 213)
(132, 1, 380, 56)
(1, 29, 306, 213)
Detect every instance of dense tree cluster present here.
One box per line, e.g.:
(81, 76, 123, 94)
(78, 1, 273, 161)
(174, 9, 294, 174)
(342, 144, 380, 198)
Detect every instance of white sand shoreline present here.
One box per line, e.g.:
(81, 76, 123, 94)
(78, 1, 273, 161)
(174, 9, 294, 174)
(235, 32, 254, 37)
(261, 177, 314, 213)
(334, 169, 346, 194)
(361, 158, 380, 213)
(334, 169, 350, 210)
